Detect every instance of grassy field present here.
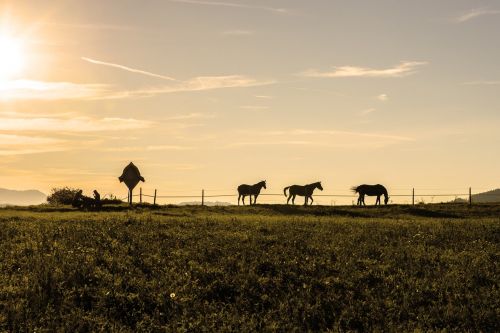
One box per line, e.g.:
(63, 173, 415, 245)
(0, 204, 498, 332)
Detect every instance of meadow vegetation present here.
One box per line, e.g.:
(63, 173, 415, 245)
(0, 204, 498, 332)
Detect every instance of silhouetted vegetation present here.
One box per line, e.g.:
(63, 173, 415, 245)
(46, 187, 81, 205)
(0, 204, 498, 331)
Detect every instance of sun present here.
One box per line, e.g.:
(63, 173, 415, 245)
(0, 34, 25, 80)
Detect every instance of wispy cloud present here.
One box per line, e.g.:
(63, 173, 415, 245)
(82, 57, 177, 81)
(377, 94, 388, 101)
(101, 75, 274, 99)
(360, 108, 376, 115)
(301, 61, 428, 78)
(222, 30, 254, 36)
(224, 128, 415, 149)
(165, 112, 216, 120)
(81, 57, 274, 99)
(100, 145, 194, 152)
(0, 134, 66, 156)
(43, 22, 134, 31)
(0, 114, 153, 132)
(453, 8, 500, 23)
(462, 80, 500, 85)
(0, 80, 107, 100)
(168, 0, 288, 14)
(240, 105, 270, 111)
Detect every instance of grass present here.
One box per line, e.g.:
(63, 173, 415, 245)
(0, 204, 499, 332)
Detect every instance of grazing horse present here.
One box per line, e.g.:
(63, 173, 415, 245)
(284, 182, 323, 206)
(238, 180, 267, 205)
(352, 184, 389, 205)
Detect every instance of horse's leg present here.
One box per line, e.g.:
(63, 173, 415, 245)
(361, 194, 366, 206)
(376, 196, 380, 205)
(310, 196, 314, 205)
(254, 194, 258, 205)
(129, 189, 133, 206)
(287, 194, 291, 205)
(304, 196, 308, 206)
(292, 195, 296, 205)
(238, 194, 241, 206)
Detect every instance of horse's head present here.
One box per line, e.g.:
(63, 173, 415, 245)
(384, 195, 389, 205)
(260, 180, 267, 189)
(317, 182, 324, 191)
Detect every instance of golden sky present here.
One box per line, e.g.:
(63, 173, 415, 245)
(0, 0, 499, 204)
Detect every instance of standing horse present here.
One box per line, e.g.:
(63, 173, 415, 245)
(237, 180, 267, 205)
(352, 184, 389, 205)
(284, 182, 323, 206)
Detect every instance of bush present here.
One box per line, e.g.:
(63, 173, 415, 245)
(47, 187, 81, 205)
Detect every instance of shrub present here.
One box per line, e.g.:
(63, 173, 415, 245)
(47, 187, 82, 205)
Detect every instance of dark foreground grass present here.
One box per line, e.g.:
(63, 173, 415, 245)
(0, 204, 499, 332)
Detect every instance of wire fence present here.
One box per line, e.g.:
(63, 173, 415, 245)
(118, 187, 500, 206)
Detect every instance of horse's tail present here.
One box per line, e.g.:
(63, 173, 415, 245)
(350, 186, 359, 193)
(284, 186, 290, 196)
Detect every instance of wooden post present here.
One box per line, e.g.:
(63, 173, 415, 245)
(202, 189, 205, 206)
(140, 187, 142, 204)
(412, 188, 415, 206)
(154, 189, 157, 205)
(469, 187, 472, 206)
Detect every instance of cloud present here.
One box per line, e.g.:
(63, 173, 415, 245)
(462, 80, 500, 85)
(360, 108, 376, 115)
(100, 145, 194, 152)
(225, 128, 415, 149)
(0, 114, 153, 132)
(301, 61, 428, 78)
(165, 112, 216, 120)
(82, 57, 177, 81)
(222, 30, 254, 36)
(42, 22, 134, 31)
(240, 105, 270, 111)
(168, 0, 288, 14)
(101, 75, 274, 99)
(377, 94, 388, 101)
(0, 80, 107, 100)
(0, 134, 66, 156)
(454, 8, 500, 23)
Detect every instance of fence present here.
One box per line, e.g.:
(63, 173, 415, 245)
(120, 187, 500, 206)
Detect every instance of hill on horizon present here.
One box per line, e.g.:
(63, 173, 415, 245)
(472, 188, 500, 203)
(0, 188, 47, 206)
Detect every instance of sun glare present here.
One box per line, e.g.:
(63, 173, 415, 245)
(0, 34, 25, 80)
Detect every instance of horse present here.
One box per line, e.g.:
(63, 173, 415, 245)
(351, 184, 389, 205)
(237, 180, 267, 205)
(284, 182, 323, 206)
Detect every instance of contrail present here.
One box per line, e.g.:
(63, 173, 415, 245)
(81, 57, 177, 81)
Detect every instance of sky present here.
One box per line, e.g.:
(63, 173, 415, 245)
(0, 0, 499, 204)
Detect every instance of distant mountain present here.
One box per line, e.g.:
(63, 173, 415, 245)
(472, 189, 500, 203)
(0, 188, 47, 206)
(178, 201, 232, 206)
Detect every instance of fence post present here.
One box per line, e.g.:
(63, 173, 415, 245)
(140, 187, 142, 204)
(202, 189, 205, 206)
(154, 189, 157, 205)
(469, 187, 472, 206)
(412, 188, 415, 206)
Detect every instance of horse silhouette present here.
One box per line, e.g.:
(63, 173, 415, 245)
(237, 180, 266, 205)
(284, 182, 323, 206)
(352, 184, 389, 205)
(118, 162, 145, 205)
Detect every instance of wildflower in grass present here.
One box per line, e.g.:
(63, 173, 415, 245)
(170, 293, 176, 299)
